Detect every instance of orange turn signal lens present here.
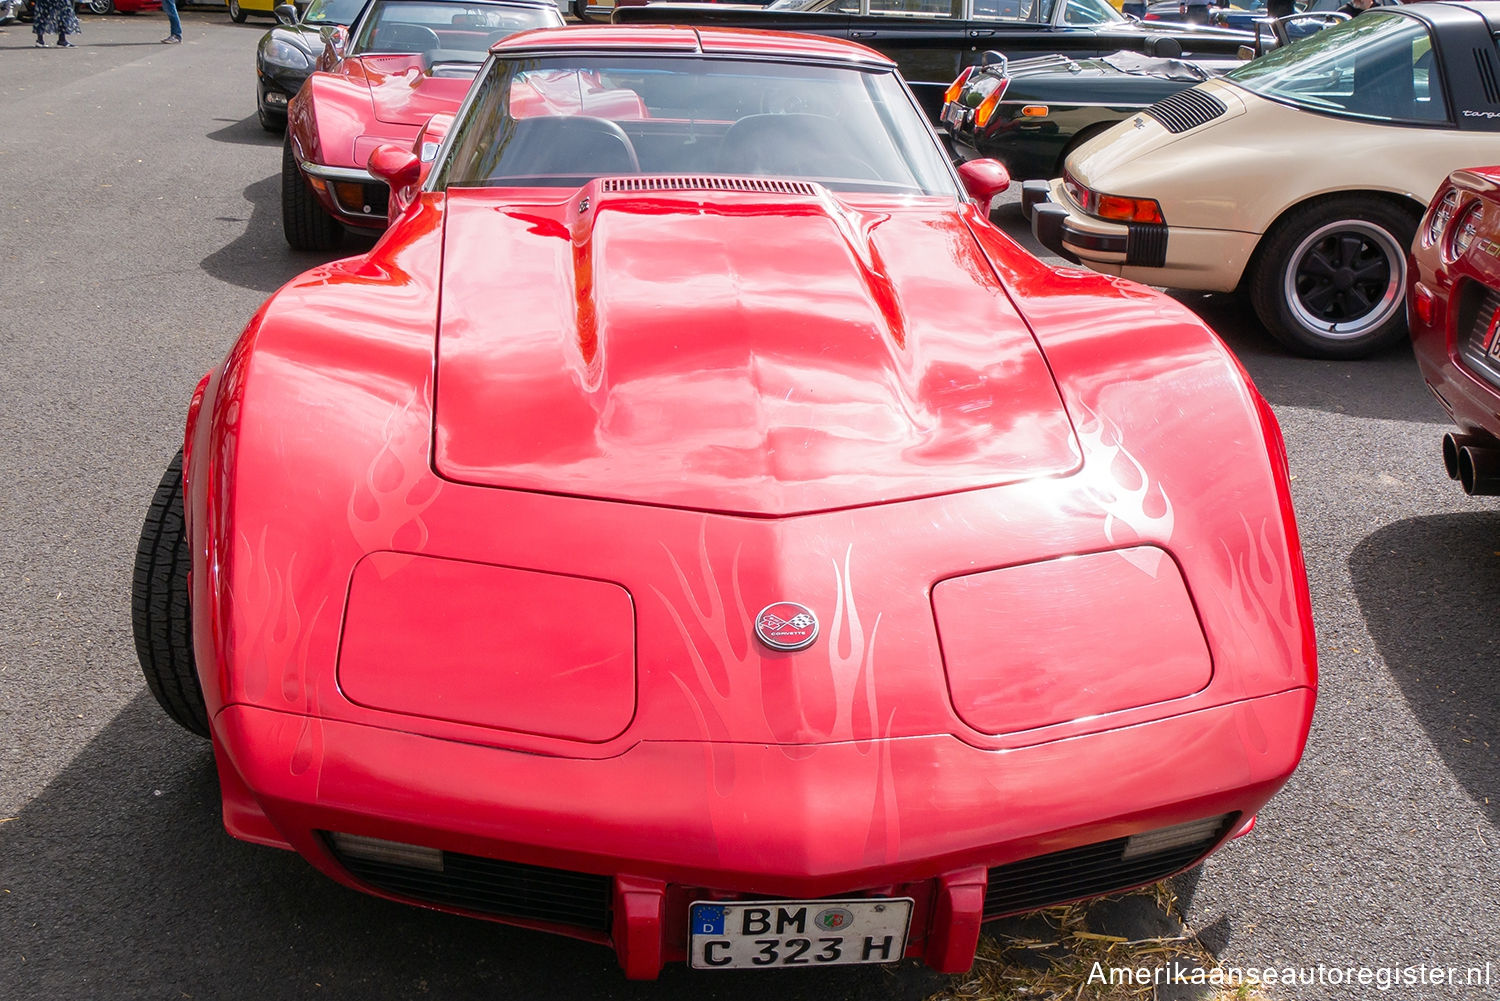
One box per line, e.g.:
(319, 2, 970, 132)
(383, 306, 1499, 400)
(943, 66, 973, 106)
(974, 90, 1004, 129)
(1020, 105, 1048, 117)
(1094, 193, 1165, 225)
(333, 181, 367, 211)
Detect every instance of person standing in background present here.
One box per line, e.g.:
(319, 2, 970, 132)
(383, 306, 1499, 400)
(161, 0, 182, 43)
(31, 0, 80, 46)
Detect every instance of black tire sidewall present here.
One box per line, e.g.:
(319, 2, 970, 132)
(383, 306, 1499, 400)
(131, 451, 210, 738)
(281, 132, 344, 251)
(1250, 196, 1419, 360)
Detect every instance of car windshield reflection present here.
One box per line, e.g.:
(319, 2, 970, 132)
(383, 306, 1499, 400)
(437, 55, 960, 193)
(1225, 11, 1445, 123)
(351, 0, 559, 64)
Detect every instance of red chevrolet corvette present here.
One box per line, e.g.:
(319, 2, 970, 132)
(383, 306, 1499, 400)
(1410, 166, 1500, 496)
(281, 0, 562, 249)
(136, 25, 1316, 978)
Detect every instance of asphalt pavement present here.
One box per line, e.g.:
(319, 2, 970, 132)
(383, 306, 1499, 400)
(0, 13, 1497, 1001)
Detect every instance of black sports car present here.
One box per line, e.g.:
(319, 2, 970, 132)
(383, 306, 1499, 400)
(943, 45, 1236, 180)
(602, 0, 1255, 120)
(256, 0, 367, 131)
(941, 10, 1345, 179)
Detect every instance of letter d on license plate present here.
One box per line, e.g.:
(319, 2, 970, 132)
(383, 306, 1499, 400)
(689, 898, 913, 970)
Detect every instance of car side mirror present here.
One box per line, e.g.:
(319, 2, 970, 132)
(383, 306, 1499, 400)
(274, 3, 297, 25)
(370, 144, 421, 190)
(325, 24, 348, 58)
(957, 158, 1011, 209)
(370, 144, 422, 218)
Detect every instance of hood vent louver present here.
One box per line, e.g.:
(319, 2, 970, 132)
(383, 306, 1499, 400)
(599, 175, 820, 196)
(1143, 88, 1227, 134)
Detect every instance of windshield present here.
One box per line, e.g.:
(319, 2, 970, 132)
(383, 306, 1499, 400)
(303, 0, 365, 25)
(351, 1, 562, 62)
(1225, 11, 1446, 123)
(437, 55, 958, 195)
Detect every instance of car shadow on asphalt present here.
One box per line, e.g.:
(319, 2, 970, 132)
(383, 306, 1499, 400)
(201, 175, 376, 295)
(1, 691, 953, 1000)
(1349, 512, 1500, 827)
(207, 114, 281, 148)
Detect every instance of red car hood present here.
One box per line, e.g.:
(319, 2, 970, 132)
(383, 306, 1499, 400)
(357, 54, 479, 128)
(434, 183, 1081, 515)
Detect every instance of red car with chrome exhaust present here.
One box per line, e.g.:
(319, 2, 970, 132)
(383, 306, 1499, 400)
(1410, 166, 1500, 495)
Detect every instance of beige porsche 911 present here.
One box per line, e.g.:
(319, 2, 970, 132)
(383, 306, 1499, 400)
(1022, 2, 1500, 358)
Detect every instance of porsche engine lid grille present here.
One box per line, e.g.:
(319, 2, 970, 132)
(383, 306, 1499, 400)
(982, 816, 1235, 918)
(327, 836, 614, 932)
(1143, 88, 1226, 134)
(599, 175, 819, 196)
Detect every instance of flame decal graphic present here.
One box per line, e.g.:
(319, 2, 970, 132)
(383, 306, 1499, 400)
(1073, 400, 1174, 566)
(347, 384, 442, 571)
(655, 529, 901, 865)
(231, 525, 330, 725)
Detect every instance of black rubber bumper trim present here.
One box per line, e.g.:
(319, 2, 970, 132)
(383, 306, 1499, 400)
(1020, 179, 1051, 221)
(1125, 222, 1169, 268)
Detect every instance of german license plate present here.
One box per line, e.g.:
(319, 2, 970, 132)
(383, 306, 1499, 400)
(688, 898, 913, 969)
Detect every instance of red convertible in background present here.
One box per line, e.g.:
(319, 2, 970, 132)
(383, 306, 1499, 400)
(282, 0, 562, 249)
(1410, 166, 1500, 496)
(137, 25, 1316, 978)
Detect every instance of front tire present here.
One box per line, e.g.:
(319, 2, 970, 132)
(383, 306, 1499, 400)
(132, 451, 210, 738)
(85, 0, 112, 13)
(1249, 196, 1419, 359)
(282, 133, 344, 251)
(229, 0, 247, 22)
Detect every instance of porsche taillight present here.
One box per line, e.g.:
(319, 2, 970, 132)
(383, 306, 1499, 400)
(1095, 193, 1165, 225)
(1064, 171, 1164, 225)
(943, 66, 973, 107)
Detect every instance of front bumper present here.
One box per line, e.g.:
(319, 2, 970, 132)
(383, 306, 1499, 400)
(298, 159, 389, 228)
(256, 62, 310, 120)
(212, 687, 1312, 978)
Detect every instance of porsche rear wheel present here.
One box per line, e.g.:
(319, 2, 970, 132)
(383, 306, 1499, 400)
(1249, 196, 1419, 360)
(282, 133, 344, 252)
(229, 0, 247, 22)
(132, 451, 210, 738)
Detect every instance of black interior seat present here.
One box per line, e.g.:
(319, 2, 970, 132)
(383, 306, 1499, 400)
(485, 116, 640, 181)
(714, 113, 875, 180)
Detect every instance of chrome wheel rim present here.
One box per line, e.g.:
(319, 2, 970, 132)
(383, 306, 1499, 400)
(1283, 218, 1405, 341)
